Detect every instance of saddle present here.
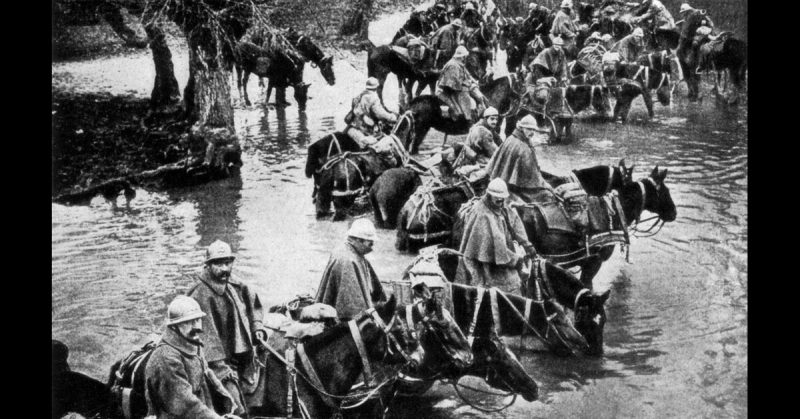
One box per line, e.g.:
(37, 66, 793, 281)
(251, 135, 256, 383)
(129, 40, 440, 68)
(517, 184, 587, 236)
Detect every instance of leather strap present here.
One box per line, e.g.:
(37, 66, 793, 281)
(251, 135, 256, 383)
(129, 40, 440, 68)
(286, 347, 296, 417)
(489, 287, 502, 336)
(349, 320, 373, 385)
(296, 344, 336, 409)
(467, 286, 485, 346)
(406, 304, 417, 340)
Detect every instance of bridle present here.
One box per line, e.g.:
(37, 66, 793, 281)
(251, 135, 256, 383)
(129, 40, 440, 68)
(629, 177, 666, 236)
(402, 299, 469, 380)
(255, 308, 419, 418)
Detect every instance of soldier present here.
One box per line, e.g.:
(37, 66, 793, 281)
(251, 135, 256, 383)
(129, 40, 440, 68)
(344, 77, 399, 148)
(486, 115, 552, 203)
(529, 36, 570, 84)
(458, 178, 537, 293)
(611, 27, 645, 63)
(436, 45, 488, 124)
(185, 240, 266, 418)
(315, 219, 387, 321)
(144, 296, 241, 419)
(550, 0, 579, 56)
(631, 0, 675, 31)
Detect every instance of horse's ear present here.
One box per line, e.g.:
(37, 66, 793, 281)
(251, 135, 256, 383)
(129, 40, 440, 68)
(657, 168, 668, 182)
(618, 158, 626, 170)
(598, 289, 611, 304)
(379, 294, 397, 323)
(650, 165, 659, 178)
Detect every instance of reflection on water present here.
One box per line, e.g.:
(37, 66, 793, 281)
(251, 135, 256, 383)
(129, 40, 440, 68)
(53, 36, 746, 419)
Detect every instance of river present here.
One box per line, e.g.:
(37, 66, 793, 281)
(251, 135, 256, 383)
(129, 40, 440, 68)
(52, 8, 747, 419)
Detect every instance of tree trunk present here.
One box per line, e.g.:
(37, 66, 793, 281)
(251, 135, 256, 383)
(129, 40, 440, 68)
(141, 2, 181, 109)
(184, 39, 242, 176)
(341, 0, 373, 40)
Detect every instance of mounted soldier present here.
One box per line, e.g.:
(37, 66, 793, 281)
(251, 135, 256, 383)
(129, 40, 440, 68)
(436, 45, 488, 124)
(610, 27, 645, 63)
(344, 77, 399, 148)
(450, 107, 502, 178)
(431, 17, 464, 56)
(550, 0, 579, 59)
(677, 2, 714, 33)
(528, 36, 570, 85)
(630, 0, 675, 33)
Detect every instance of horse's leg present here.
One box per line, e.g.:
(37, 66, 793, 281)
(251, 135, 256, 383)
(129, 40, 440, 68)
(242, 71, 252, 107)
(641, 89, 654, 118)
(265, 79, 273, 105)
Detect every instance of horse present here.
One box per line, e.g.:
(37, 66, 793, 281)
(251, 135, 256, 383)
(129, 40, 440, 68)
(460, 21, 497, 78)
(515, 166, 677, 286)
(305, 132, 362, 205)
(234, 41, 310, 109)
(504, 81, 576, 141)
(600, 55, 675, 121)
(396, 73, 524, 154)
(368, 168, 423, 229)
(367, 43, 438, 107)
(542, 159, 635, 197)
(696, 33, 748, 105)
(445, 281, 589, 357)
(525, 258, 611, 356)
(284, 29, 336, 86)
(391, 7, 438, 44)
(103, 297, 460, 419)
(396, 179, 481, 253)
(52, 340, 116, 419)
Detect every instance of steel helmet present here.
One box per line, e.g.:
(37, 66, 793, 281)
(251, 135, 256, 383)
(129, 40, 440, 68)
(205, 240, 235, 264)
(453, 45, 469, 58)
(464, 2, 475, 11)
(166, 295, 206, 326)
(347, 218, 377, 241)
(483, 107, 499, 118)
(601, 34, 613, 43)
(632, 27, 644, 38)
(551, 36, 565, 46)
(679, 3, 695, 13)
(487, 178, 510, 198)
(366, 77, 380, 90)
(408, 37, 424, 48)
(588, 31, 602, 42)
(560, 0, 572, 9)
(451, 18, 463, 27)
(516, 114, 539, 129)
(528, 3, 538, 10)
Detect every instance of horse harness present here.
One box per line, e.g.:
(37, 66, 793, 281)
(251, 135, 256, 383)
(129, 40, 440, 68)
(319, 151, 368, 198)
(406, 181, 474, 242)
(256, 308, 416, 419)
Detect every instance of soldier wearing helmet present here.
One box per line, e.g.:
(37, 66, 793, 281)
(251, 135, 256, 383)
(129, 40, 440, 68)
(316, 219, 387, 321)
(460, 106, 502, 166)
(631, 0, 675, 31)
(185, 240, 265, 417)
(486, 115, 553, 203)
(528, 36, 570, 86)
(550, 0, 579, 56)
(611, 27, 645, 63)
(344, 77, 398, 148)
(144, 296, 241, 419)
(460, 1, 482, 28)
(457, 178, 537, 293)
(436, 45, 488, 124)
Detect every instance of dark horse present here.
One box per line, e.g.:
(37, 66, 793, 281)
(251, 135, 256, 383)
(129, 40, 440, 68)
(396, 74, 524, 154)
(234, 41, 310, 109)
(421, 249, 611, 356)
(391, 7, 438, 44)
(52, 339, 116, 419)
(284, 29, 336, 86)
(305, 132, 362, 205)
(696, 33, 748, 105)
(542, 159, 635, 196)
(516, 167, 677, 286)
(396, 180, 480, 253)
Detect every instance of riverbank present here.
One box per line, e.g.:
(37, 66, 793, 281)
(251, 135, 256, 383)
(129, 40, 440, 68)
(51, 0, 423, 198)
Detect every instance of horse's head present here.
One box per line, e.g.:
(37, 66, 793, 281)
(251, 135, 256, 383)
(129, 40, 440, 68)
(365, 295, 426, 367)
(318, 55, 335, 86)
(410, 292, 474, 378)
(470, 335, 539, 401)
(643, 166, 677, 222)
(293, 81, 311, 110)
(541, 298, 590, 356)
(617, 158, 635, 186)
(573, 289, 611, 356)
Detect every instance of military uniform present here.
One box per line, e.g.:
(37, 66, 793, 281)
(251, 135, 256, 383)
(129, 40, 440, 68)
(634, 0, 674, 30)
(550, 9, 578, 52)
(611, 33, 644, 63)
(345, 89, 397, 148)
(436, 57, 485, 123)
(144, 328, 234, 419)
(315, 241, 387, 321)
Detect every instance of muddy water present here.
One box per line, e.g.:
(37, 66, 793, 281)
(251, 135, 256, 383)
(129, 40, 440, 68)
(52, 12, 746, 419)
